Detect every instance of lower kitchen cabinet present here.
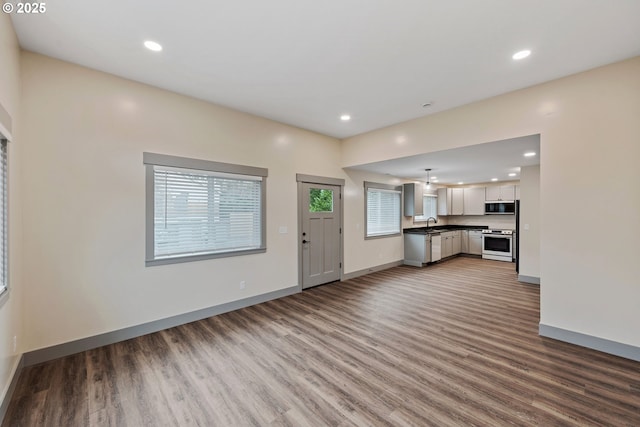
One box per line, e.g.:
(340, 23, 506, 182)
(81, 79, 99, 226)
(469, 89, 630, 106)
(404, 228, 483, 267)
(441, 232, 452, 258)
(468, 230, 483, 255)
(441, 231, 461, 258)
(461, 230, 469, 253)
(452, 231, 462, 255)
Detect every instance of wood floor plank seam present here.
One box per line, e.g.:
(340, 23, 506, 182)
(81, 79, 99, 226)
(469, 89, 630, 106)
(3, 257, 639, 426)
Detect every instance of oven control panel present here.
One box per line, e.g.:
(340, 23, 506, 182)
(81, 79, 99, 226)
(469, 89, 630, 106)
(481, 229, 513, 235)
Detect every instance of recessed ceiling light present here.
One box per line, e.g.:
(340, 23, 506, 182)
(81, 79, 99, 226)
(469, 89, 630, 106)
(144, 40, 163, 52)
(457, 182, 464, 185)
(524, 151, 536, 157)
(508, 173, 517, 177)
(422, 101, 433, 108)
(512, 49, 531, 60)
(340, 114, 351, 121)
(491, 178, 498, 182)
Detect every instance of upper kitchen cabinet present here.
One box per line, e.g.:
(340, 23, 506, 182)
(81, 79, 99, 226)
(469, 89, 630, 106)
(403, 183, 423, 216)
(485, 185, 515, 201)
(437, 188, 448, 215)
(437, 188, 463, 216)
(515, 184, 520, 200)
(462, 187, 485, 215)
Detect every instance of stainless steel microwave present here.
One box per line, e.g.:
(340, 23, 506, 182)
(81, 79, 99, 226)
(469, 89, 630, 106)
(485, 201, 515, 215)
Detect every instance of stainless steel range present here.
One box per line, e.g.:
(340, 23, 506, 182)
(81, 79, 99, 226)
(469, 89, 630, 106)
(481, 229, 514, 262)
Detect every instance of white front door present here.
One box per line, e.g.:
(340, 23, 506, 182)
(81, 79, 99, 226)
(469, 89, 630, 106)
(300, 182, 341, 289)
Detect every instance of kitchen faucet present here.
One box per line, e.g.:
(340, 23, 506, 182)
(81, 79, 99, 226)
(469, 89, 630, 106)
(426, 217, 437, 229)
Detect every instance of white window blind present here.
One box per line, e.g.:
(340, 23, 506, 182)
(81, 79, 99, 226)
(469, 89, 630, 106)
(144, 153, 267, 266)
(415, 194, 438, 222)
(153, 167, 262, 259)
(366, 186, 401, 238)
(0, 140, 7, 295)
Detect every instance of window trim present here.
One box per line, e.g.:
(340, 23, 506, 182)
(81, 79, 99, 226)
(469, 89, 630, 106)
(364, 181, 402, 240)
(144, 152, 268, 266)
(0, 139, 7, 301)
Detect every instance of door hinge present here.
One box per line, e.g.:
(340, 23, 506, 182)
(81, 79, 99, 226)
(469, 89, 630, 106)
(340, 193, 342, 200)
(339, 262, 342, 268)
(339, 227, 342, 234)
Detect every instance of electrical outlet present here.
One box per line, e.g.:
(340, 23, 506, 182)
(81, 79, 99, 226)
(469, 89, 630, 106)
(240, 281, 246, 289)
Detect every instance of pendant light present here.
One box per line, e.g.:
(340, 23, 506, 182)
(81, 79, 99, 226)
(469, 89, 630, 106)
(425, 168, 432, 190)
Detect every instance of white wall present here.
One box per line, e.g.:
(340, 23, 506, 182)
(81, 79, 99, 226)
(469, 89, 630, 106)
(519, 165, 540, 278)
(18, 52, 410, 352)
(342, 169, 407, 274)
(0, 14, 24, 406)
(342, 57, 640, 348)
(19, 52, 349, 351)
(11, 46, 640, 359)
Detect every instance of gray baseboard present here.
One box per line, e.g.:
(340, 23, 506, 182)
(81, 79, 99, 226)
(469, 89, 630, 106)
(539, 323, 640, 362)
(342, 260, 403, 281)
(518, 274, 540, 284)
(23, 285, 299, 366)
(1, 354, 24, 424)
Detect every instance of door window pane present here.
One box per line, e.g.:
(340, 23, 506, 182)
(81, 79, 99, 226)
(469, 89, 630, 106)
(309, 188, 333, 212)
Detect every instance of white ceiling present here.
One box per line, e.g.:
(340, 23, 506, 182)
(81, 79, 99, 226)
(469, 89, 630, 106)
(10, 1, 640, 140)
(348, 135, 540, 185)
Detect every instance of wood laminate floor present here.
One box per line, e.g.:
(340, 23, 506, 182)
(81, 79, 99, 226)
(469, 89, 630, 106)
(4, 257, 640, 426)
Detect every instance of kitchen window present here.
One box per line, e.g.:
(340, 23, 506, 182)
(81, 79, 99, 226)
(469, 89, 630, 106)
(365, 182, 402, 239)
(414, 194, 438, 223)
(0, 140, 7, 297)
(144, 152, 267, 266)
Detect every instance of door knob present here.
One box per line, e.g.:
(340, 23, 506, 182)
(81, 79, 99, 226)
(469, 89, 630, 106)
(302, 239, 310, 244)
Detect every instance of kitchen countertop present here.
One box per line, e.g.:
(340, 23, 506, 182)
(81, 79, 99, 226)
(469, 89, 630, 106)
(403, 225, 489, 235)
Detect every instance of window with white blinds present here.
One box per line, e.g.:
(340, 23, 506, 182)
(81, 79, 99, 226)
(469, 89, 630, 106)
(0, 140, 7, 296)
(365, 182, 402, 238)
(144, 153, 267, 266)
(414, 194, 438, 223)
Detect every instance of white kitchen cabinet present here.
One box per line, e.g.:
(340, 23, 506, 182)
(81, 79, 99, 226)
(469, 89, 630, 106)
(469, 230, 483, 255)
(440, 231, 461, 257)
(485, 186, 500, 201)
(437, 188, 464, 216)
(515, 184, 520, 200)
(451, 231, 462, 255)
(463, 187, 485, 215)
(461, 230, 469, 253)
(486, 185, 515, 201)
(437, 188, 450, 216)
(441, 232, 453, 258)
(451, 188, 464, 215)
(403, 183, 424, 216)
